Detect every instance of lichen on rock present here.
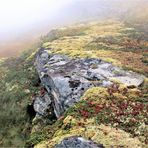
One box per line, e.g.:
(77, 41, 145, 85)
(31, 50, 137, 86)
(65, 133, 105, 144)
(35, 48, 145, 118)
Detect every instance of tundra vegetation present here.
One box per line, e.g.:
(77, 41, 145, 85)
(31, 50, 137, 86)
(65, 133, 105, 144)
(0, 21, 148, 147)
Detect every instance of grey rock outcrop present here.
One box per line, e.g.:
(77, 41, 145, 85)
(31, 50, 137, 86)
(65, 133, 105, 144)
(54, 136, 104, 148)
(33, 93, 52, 116)
(35, 48, 144, 117)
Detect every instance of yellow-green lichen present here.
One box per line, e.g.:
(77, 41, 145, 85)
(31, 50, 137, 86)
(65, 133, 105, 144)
(35, 116, 143, 148)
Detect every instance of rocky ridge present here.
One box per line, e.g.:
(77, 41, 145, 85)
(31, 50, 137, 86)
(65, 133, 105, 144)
(34, 47, 145, 118)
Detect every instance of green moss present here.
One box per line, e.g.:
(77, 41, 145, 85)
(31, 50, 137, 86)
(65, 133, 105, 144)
(35, 116, 143, 148)
(82, 87, 109, 102)
(26, 131, 47, 147)
(0, 49, 40, 147)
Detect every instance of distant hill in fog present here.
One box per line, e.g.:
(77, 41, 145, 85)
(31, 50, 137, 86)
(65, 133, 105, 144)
(0, 0, 147, 58)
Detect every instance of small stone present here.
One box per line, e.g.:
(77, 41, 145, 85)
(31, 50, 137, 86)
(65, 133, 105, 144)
(102, 81, 113, 87)
(40, 52, 49, 62)
(55, 136, 105, 148)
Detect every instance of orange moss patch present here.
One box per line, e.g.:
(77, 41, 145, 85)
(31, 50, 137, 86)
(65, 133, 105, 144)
(96, 50, 148, 75)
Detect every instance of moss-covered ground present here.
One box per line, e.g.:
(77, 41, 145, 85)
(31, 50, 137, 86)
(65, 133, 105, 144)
(0, 20, 148, 147)
(42, 21, 148, 75)
(32, 21, 148, 147)
(0, 47, 41, 147)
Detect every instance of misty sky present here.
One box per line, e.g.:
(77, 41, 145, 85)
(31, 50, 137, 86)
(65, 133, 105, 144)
(0, 0, 74, 41)
(0, 0, 147, 42)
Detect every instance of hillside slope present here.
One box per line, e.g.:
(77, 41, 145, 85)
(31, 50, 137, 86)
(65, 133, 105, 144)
(31, 21, 148, 147)
(0, 20, 147, 147)
(0, 48, 41, 146)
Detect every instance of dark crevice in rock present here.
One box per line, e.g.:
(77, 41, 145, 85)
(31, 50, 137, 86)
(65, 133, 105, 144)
(32, 77, 41, 87)
(27, 103, 36, 123)
(69, 79, 81, 88)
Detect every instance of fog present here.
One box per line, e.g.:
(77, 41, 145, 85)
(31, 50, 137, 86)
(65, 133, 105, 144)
(0, 0, 147, 57)
(0, 0, 72, 41)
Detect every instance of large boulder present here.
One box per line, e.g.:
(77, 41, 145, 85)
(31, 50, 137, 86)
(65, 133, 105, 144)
(35, 48, 145, 117)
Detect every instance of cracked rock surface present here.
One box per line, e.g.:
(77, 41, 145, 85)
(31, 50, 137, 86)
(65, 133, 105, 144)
(33, 93, 52, 116)
(35, 48, 144, 117)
